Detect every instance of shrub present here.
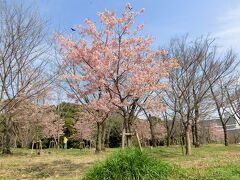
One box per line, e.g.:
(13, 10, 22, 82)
(83, 148, 174, 180)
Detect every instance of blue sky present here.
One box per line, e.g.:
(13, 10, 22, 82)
(16, 0, 240, 52)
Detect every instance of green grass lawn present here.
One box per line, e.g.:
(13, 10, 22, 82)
(0, 148, 115, 180)
(144, 144, 240, 179)
(0, 144, 239, 179)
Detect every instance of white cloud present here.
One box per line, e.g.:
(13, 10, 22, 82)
(214, 27, 240, 37)
(218, 6, 240, 23)
(213, 5, 240, 52)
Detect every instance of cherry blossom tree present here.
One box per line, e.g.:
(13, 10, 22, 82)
(73, 111, 96, 149)
(135, 118, 166, 147)
(75, 106, 111, 153)
(55, 3, 178, 148)
(8, 99, 36, 147)
(199, 121, 224, 143)
(74, 114, 95, 142)
(42, 110, 64, 148)
(8, 97, 63, 151)
(135, 119, 150, 146)
(141, 95, 166, 147)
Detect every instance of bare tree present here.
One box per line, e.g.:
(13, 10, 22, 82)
(202, 48, 238, 146)
(0, 2, 53, 154)
(225, 75, 240, 127)
(141, 109, 157, 147)
(163, 36, 237, 155)
(160, 81, 179, 147)
(206, 78, 236, 146)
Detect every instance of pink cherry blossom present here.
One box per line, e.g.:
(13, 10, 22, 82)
(137, 24, 144, 31)
(55, 3, 178, 146)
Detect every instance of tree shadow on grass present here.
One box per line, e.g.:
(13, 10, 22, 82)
(17, 159, 93, 178)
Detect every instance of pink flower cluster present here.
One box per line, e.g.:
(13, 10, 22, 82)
(55, 3, 178, 132)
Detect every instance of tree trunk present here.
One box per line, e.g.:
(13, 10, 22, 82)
(122, 115, 134, 148)
(2, 117, 12, 154)
(57, 133, 60, 150)
(180, 134, 184, 155)
(126, 121, 132, 148)
(194, 122, 200, 147)
(122, 125, 126, 149)
(191, 124, 195, 146)
(148, 117, 156, 147)
(223, 125, 229, 146)
(194, 108, 200, 147)
(185, 124, 192, 156)
(105, 126, 111, 148)
(95, 122, 102, 153)
(101, 121, 106, 151)
(21, 141, 24, 148)
(166, 134, 170, 147)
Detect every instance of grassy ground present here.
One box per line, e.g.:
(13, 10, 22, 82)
(0, 144, 239, 179)
(0, 148, 115, 180)
(144, 144, 240, 179)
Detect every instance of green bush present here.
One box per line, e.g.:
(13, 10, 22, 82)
(83, 149, 174, 180)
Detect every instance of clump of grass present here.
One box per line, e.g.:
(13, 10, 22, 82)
(83, 148, 174, 180)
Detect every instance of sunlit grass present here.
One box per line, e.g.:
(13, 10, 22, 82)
(144, 144, 240, 179)
(0, 148, 115, 179)
(0, 144, 239, 179)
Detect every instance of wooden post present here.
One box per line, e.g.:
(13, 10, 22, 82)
(14, 136, 17, 149)
(122, 127, 126, 149)
(135, 131, 142, 152)
(31, 140, 42, 155)
(80, 142, 85, 149)
(49, 140, 55, 149)
(36, 142, 39, 155)
(31, 141, 34, 154)
(40, 140, 42, 150)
